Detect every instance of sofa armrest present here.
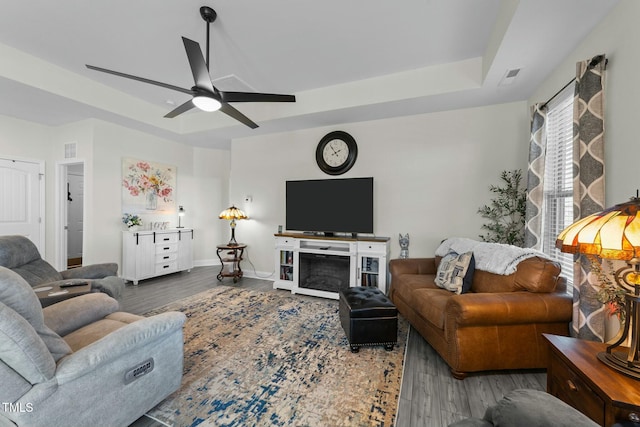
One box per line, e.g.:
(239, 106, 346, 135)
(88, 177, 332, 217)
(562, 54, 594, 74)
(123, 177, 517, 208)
(446, 291, 572, 327)
(389, 258, 437, 276)
(54, 311, 186, 384)
(43, 293, 120, 336)
(60, 263, 118, 280)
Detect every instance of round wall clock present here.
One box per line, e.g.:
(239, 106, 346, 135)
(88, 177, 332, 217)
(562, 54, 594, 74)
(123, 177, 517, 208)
(315, 131, 358, 175)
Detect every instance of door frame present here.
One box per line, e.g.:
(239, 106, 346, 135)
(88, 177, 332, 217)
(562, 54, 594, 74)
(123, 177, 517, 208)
(55, 160, 85, 271)
(0, 155, 45, 254)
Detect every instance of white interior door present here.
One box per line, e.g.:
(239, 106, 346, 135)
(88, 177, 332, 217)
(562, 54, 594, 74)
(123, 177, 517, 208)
(0, 158, 43, 253)
(67, 165, 84, 263)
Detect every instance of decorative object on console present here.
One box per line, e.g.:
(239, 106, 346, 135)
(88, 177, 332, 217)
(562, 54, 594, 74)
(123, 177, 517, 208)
(399, 233, 410, 259)
(477, 169, 527, 247)
(219, 205, 248, 246)
(122, 158, 176, 213)
(315, 130, 358, 175)
(150, 221, 171, 231)
(122, 212, 142, 230)
(556, 195, 640, 379)
(177, 205, 185, 228)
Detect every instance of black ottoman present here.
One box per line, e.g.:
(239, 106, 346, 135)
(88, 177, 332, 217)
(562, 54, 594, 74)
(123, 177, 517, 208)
(339, 286, 397, 352)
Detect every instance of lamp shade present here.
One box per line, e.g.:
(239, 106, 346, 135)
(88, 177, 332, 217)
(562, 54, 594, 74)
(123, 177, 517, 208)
(178, 206, 185, 217)
(556, 197, 640, 261)
(219, 206, 248, 220)
(193, 95, 221, 112)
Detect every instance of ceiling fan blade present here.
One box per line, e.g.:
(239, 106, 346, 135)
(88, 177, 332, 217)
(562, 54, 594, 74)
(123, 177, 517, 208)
(181, 37, 216, 93)
(220, 104, 258, 129)
(221, 92, 296, 103)
(164, 99, 196, 118)
(86, 64, 194, 95)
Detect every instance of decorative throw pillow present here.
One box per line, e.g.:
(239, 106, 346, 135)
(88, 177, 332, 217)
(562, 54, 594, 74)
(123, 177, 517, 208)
(461, 252, 475, 294)
(435, 251, 475, 294)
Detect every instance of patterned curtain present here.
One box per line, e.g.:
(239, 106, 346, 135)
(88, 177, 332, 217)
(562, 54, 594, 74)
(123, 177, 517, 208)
(571, 54, 607, 341)
(524, 104, 547, 250)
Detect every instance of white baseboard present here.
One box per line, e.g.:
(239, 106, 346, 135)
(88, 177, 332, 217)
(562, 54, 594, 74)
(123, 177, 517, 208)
(193, 259, 220, 267)
(192, 259, 275, 282)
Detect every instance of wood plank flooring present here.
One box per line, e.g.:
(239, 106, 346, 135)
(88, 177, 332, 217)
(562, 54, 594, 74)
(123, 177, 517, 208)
(124, 266, 546, 427)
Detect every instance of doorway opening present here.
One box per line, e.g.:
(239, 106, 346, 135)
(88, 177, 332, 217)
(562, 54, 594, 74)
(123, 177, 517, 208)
(56, 161, 85, 270)
(66, 164, 84, 268)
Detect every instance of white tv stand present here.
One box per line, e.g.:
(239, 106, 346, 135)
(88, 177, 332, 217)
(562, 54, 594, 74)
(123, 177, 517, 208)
(273, 233, 390, 300)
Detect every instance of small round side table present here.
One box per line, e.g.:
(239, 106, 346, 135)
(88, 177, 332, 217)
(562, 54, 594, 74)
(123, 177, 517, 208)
(216, 243, 246, 283)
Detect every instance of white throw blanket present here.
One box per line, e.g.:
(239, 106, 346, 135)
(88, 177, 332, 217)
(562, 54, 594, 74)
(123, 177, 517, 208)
(435, 237, 548, 275)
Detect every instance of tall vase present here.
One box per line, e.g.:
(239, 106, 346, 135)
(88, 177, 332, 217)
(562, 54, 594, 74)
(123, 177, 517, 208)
(146, 192, 157, 210)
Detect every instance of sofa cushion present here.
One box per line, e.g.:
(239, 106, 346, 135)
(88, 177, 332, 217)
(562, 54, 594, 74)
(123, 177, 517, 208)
(472, 257, 560, 293)
(392, 273, 438, 304)
(0, 267, 72, 361)
(0, 235, 42, 268)
(61, 312, 142, 352)
(435, 251, 475, 294)
(0, 301, 56, 384)
(487, 389, 598, 427)
(411, 288, 452, 330)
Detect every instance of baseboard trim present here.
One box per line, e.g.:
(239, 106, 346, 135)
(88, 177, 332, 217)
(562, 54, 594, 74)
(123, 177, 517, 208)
(192, 260, 274, 281)
(193, 259, 219, 267)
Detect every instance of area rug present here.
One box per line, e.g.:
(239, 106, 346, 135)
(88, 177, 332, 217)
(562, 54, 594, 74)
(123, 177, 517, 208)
(143, 286, 408, 427)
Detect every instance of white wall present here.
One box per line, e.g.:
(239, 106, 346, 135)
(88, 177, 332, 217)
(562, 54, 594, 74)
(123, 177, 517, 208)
(529, 0, 639, 206)
(0, 115, 230, 268)
(229, 101, 529, 276)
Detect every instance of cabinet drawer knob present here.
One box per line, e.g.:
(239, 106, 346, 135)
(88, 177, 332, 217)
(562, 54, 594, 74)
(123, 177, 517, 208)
(630, 413, 640, 423)
(566, 379, 578, 392)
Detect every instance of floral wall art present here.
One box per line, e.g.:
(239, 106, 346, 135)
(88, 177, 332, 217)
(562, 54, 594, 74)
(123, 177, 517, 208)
(122, 158, 176, 213)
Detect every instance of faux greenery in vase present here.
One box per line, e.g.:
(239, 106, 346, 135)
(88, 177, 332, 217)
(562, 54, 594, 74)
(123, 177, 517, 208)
(122, 213, 143, 230)
(477, 169, 527, 247)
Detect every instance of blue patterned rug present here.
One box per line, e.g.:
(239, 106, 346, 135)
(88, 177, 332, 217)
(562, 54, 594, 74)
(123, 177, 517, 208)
(143, 286, 408, 427)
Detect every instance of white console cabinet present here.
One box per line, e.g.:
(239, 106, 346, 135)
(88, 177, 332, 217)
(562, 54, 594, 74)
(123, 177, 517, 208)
(122, 229, 193, 285)
(273, 233, 389, 299)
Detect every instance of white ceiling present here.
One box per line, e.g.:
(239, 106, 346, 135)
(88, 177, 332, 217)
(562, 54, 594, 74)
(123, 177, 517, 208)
(0, 0, 619, 149)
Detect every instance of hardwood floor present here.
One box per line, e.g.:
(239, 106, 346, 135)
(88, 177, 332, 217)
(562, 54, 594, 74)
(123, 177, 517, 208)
(125, 267, 546, 427)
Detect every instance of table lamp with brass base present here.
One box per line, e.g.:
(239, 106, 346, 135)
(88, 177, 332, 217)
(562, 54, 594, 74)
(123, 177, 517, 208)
(556, 196, 640, 379)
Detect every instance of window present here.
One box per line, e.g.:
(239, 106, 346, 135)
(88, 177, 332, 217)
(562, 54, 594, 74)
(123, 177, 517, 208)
(541, 83, 574, 287)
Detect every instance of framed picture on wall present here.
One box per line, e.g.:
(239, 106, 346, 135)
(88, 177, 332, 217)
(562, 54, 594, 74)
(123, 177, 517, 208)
(122, 158, 176, 213)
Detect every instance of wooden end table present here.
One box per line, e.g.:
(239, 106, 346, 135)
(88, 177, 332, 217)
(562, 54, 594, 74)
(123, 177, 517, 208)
(33, 282, 92, 307)
(216, 243, 246, 283)
(544, 333, 640, 426)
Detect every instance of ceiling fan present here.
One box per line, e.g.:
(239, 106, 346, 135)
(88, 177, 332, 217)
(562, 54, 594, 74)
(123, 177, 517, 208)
(86, 6, 296, 129)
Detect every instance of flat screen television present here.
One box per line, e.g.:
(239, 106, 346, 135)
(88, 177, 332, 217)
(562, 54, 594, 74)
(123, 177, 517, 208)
(286, 177, 373, 235)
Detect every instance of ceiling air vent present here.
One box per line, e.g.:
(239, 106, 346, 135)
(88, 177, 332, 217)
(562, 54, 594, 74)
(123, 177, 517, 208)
(499, 68, 521, 86)
(64, 142, 77, 159)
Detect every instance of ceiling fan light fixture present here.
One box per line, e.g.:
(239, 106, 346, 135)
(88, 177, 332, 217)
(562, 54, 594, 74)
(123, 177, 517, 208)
(193, 95, 221, 112)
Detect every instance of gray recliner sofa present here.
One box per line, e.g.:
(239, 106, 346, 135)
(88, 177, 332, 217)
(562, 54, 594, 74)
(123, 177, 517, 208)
(0, 266, 186, 427)
(448, 389, 598, 427)
(0, 235, 124, 299)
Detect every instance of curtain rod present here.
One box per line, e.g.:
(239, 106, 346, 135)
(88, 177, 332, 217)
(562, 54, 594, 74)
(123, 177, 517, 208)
(540, 55, 607, 110)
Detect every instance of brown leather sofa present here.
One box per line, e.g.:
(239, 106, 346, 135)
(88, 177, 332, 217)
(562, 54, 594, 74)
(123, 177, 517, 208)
(389, 254, 572, 379)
